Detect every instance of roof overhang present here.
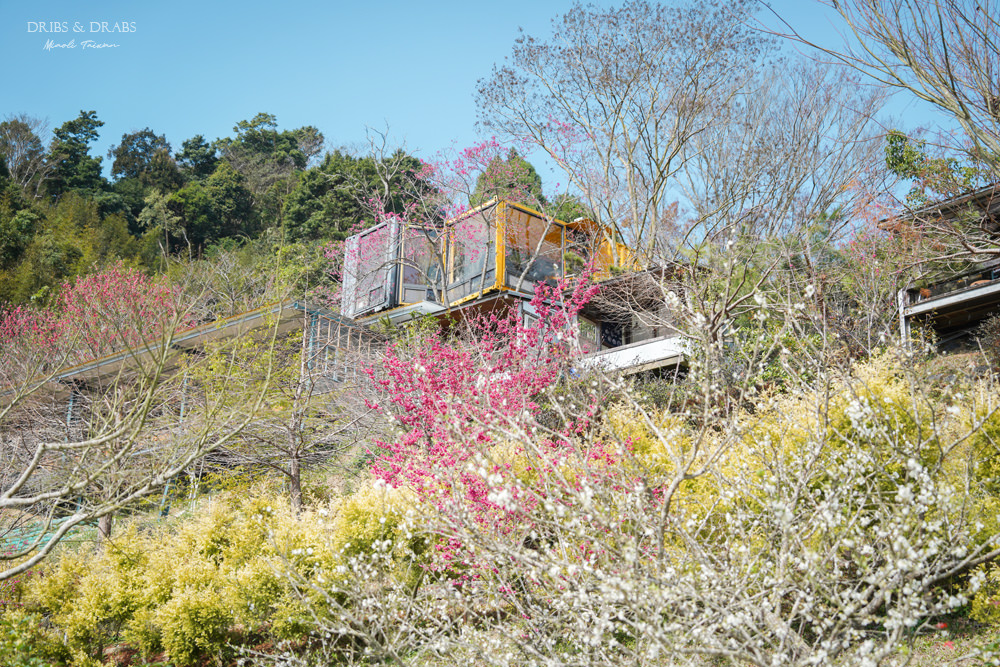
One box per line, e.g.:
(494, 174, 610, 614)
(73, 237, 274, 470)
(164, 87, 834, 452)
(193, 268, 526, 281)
(578, 334, 688, 375)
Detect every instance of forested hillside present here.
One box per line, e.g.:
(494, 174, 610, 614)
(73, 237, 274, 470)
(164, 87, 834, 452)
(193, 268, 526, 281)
(0, 111, 434, 305)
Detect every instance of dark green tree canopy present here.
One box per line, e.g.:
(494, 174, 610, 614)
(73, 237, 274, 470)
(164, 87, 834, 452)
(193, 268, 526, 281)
(110, 177, 149, 231)
(217, 113, 322, 172)
(53, 110, 101, 149)
(107, 128, 171, 182)
(204, 161, 256, 240)
(214, 114, 325, 212)
(177, 135, 219, 180)
(548, 193, 592, 222)
(47, 110, 107, 198)
(145, 149, 184, 192)
(283, 150, 368, 242)
(0, 186, 38, 270)
(166, 161, 255, 251)
(283, 149, 430, 242)
(470, 149, 545, 208)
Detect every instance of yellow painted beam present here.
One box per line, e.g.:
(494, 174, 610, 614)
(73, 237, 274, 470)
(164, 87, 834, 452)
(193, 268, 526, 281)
(495, 200, 506, 292)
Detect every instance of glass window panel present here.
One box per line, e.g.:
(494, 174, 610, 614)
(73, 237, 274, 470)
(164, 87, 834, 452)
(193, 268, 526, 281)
(345, 224, 394, 316)
(506, 211, 563, 286)
(449, 212, 494, 288)
(578, 317, 599, 354)
(402, 229, 442, 288)
(564, 228, 596, 276)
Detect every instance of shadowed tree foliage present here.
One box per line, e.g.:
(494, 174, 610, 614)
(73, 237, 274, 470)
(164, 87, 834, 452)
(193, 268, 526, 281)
(215, 113, 324, 199)
(46, 110, 108, 199)
(1, 193, 138, 303)
(213, 113, 325, 232)
(177, 134, 219, 181)
(107, 128, 171, 183)
(284, 149, 429, 242)
(0, 185, 39, 273)
(165, 162, 255, 253)
(470, 148, 545, 208)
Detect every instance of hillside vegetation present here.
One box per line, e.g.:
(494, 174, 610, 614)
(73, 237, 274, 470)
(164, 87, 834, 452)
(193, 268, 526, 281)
(5, 0, 1000, 664)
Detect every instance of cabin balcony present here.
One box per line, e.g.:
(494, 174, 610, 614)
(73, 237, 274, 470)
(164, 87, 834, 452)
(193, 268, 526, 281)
(900, 260, 1000, 345)
(340, 199, 633, 324)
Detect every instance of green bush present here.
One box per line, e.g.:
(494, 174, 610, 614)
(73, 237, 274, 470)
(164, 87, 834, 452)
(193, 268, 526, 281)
(23, 484, 424, 665)
(154, 587, 232, 666)
(971, 563, 1000, 626)
(0, 610, 71, 667)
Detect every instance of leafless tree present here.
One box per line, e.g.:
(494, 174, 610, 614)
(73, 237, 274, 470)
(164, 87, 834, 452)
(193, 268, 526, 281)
(0, 114, 54, 200)
(669, 58, 889, 355)
(756, 0, 1000, 291)
(777, 0, 1000, 179)
(477, 0, 774, 262)
(209, 318, 383, 512)
(476, 0, 895, 367)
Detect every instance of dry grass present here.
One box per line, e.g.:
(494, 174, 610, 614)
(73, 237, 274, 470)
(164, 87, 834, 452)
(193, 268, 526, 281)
(905, 615, 999, 666)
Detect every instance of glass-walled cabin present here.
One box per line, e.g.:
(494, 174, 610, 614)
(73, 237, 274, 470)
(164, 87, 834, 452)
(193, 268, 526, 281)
(341, 200, 633, 320)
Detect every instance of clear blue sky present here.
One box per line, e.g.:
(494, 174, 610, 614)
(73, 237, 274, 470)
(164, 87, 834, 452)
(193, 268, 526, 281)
(1, 0, 945, 185)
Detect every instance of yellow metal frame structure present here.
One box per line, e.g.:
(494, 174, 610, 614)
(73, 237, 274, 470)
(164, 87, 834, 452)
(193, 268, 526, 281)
(388, 198, 637, 313)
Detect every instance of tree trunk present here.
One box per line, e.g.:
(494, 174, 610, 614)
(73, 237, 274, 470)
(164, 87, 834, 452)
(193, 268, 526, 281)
(290, 457, 302, 513)
(97, 512, 113, 544)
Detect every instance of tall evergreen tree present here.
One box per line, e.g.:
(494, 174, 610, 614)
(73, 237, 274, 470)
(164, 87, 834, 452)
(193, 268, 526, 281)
(46, 110, 107, 198)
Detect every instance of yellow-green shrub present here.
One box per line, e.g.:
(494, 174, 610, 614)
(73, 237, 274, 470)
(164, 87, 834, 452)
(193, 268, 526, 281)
(25, 483, 425, 665)
(603, 403, 690, 475)
(590, 354, 1000, 582)
(971, 563, 1000, 626)
(968, 409, 1000, 495)
(154, 586, 232, 666)
(330, 482, 418, 559)
(0, 609, 71, 667)
(26, 492, 291, 665)
(29, 527, 148, 657)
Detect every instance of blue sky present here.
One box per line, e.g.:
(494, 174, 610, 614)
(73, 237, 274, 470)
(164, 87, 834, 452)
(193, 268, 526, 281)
(1, 0, 945, 186)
